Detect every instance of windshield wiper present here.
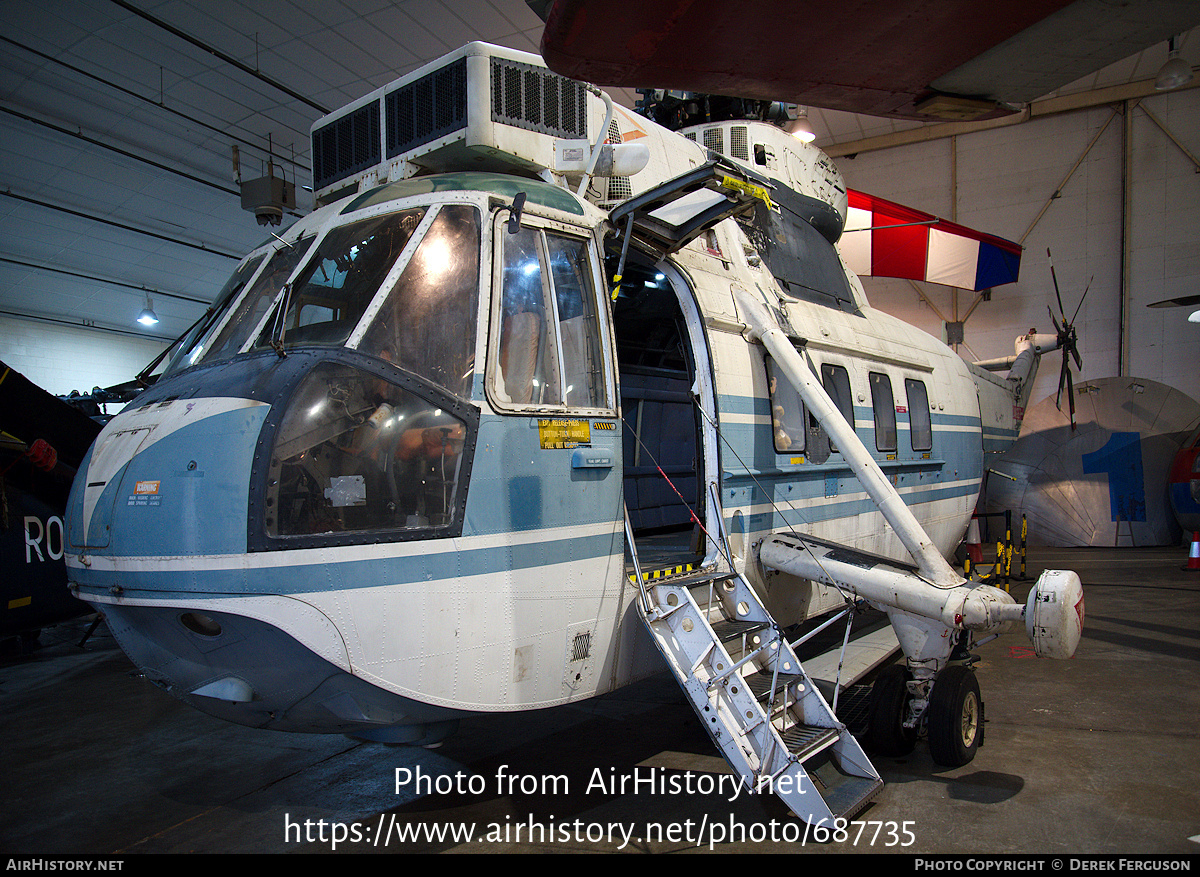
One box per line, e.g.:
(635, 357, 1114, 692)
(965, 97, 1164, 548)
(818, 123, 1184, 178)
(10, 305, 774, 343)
(268, 281, 294, 358)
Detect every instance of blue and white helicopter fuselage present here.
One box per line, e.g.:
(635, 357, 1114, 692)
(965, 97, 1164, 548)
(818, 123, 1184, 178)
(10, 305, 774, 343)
(65, 43, 1081, 768)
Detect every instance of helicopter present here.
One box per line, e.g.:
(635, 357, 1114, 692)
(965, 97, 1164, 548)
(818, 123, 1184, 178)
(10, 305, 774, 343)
(63, 41, 1083, 826)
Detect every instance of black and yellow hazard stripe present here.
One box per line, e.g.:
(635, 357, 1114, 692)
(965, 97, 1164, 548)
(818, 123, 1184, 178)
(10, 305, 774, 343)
(628, 563, 696, 584)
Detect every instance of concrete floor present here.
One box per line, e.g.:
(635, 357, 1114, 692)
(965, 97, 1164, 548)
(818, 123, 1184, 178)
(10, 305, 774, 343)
(2, 545, 1199, 856)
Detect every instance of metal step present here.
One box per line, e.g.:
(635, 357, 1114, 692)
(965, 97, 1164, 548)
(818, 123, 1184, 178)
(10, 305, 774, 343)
(627, 562, 717, 588)
(805, 747, 885, 821)
(711, 619, 770, 643)
(744, 668, 805, 701)
(780, 724, 840, 761)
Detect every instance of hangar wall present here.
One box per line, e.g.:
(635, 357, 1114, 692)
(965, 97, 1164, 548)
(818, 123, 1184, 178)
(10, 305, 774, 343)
(0, 313, 166, 399)
(833, 86, 1200, 410)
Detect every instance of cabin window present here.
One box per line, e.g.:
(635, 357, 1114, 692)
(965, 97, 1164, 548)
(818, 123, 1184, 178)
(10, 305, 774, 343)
(766, 357, 805, 453)
(265, 361, 471, 539)
(820, 363, 854, 452)
(492, 223, 609, 411)
(256, 207, 427, 351)
(357, 204, 480, 399)
(906, 378, 932, 451)
(870, 372, 897, 452)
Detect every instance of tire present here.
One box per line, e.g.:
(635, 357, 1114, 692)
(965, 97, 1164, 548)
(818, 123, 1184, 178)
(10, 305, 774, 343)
(927, 664, 984, 767)
(866, 663, 917, 757)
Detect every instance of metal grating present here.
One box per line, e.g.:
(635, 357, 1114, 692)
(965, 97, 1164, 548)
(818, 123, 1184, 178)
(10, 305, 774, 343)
(731, 125, 749, 160)
(571, 631, 592, 661)
(703, 126, 724, 154)
(385, 57, 468, 160)
(490, 58, 587, 139)
(312, 101, 382, 192)
(835, 684, 874, 735)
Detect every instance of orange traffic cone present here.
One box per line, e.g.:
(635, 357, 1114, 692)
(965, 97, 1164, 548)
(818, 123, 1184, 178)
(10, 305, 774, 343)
(1187, 532, 1200, 572)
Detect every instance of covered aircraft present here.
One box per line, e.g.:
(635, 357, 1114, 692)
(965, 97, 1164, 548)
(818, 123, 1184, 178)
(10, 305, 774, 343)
(535, 0, 1200, 122)
(62, 41, 1087, 826)
(1, 362, 100, 642)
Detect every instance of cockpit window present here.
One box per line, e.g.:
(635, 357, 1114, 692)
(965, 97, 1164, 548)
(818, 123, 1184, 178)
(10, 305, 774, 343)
(357, 204, 480, 399)
(255, 208, 426, 352)
(161, 253, 266, 377)
(491, 223, 609, 411)
(265, 360, 472, 540)
(189, 235, 317, 368)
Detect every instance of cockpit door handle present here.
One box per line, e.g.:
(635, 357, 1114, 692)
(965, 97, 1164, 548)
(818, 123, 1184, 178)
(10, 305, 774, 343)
(571, 449, 614, 469)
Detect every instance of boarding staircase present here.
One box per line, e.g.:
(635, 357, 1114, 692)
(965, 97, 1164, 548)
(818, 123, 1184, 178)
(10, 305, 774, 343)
(627, 514, 882, 826)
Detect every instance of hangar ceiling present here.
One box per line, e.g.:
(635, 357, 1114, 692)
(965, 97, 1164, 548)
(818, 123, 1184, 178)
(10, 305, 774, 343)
(0, 0, 1196, 356)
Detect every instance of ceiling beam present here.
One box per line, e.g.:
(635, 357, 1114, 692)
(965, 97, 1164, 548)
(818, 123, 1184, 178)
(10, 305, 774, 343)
(0, 190, 243, 261)
(825, 71, 1200, 157)
(107, 0, 330, 115)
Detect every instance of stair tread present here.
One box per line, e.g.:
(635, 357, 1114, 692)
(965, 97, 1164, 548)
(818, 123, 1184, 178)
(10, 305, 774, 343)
(744, 668, 805, 700)
(821, 774, 885, 821)
(807, 749, 885, 820)
(710, 619, 770, 642)
(781, 724, 840, 759)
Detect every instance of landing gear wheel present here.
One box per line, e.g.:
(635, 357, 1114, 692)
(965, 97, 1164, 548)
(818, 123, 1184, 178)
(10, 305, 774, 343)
(927, 664, 984, 767)
(866, 663, 917, 757)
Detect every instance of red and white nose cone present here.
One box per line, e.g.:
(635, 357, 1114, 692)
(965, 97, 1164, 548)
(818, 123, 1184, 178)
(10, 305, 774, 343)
(1026, 569, 1085, 659)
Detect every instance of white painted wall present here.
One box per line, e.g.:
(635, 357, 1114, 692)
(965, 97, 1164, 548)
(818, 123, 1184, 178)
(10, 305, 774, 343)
(0, 314, 167, 400)
(833, 86, 1200, 410)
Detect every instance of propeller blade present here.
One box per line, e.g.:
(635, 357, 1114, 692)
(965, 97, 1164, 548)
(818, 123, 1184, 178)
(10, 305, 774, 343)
(1070, 337, 1082, 370)
(1069, 276, 1093, 325)
(1047, 248, 1067, 321)
(1065, 366, 1076, 431)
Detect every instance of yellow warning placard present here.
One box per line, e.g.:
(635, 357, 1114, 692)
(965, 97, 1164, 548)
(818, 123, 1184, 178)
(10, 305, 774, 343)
(538, 419, 591, 449)
(720, 176, 772, 209)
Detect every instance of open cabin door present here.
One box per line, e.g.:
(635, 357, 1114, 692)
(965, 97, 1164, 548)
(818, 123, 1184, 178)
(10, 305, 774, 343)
(608, 157, 773, 263)
(607, 158, 772, 572)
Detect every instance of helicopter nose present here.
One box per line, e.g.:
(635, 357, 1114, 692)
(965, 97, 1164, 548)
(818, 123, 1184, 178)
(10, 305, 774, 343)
(98, 598, 462, 741)
(100, 599, 363, 731)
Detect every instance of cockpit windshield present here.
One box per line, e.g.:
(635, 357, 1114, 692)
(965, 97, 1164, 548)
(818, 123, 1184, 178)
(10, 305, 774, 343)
(161, 253, 268, 378)
(253, 208, 426, 352)
(357, 204, 480, 399)
(161, 201, 482, 400)
(164, 236, 316, 376)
